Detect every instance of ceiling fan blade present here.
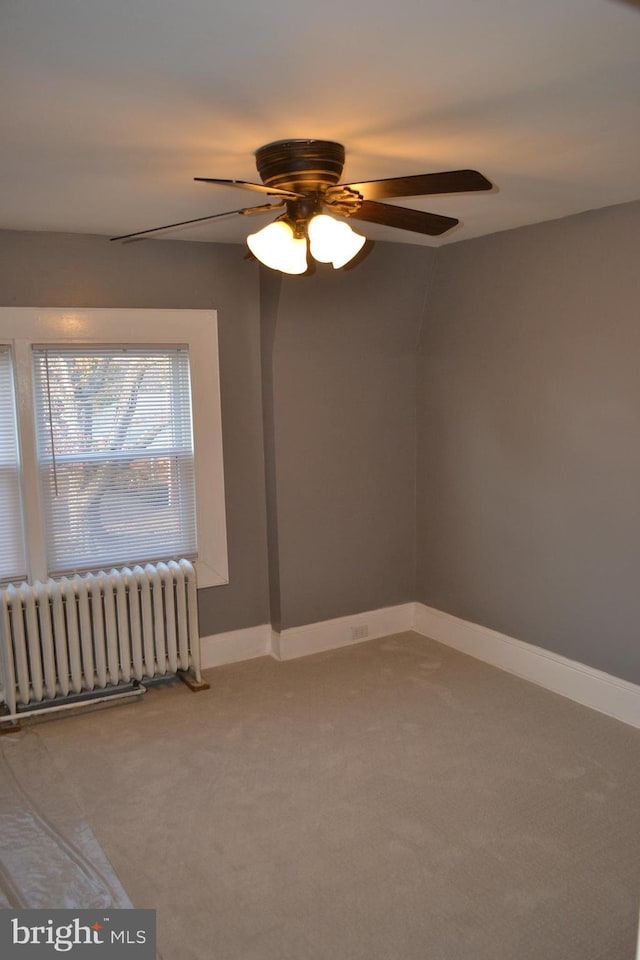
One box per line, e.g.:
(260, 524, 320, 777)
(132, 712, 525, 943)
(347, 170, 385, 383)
(194, 177, 303, 199)
(110, 203, 282, 242)
(341, 169, 492, 201)
(349, 200, 458, 237)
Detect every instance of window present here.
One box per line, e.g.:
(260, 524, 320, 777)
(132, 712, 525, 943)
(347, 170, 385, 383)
(0, 347, 26, 583)
(32, 346, 197, 576)
(0, 309, 228, 589)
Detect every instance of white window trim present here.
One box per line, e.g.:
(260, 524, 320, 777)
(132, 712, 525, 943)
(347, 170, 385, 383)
(0, 308, 228, 590)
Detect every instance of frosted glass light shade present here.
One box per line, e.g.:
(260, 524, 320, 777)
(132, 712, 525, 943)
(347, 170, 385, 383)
(247, 221, 308, 275)
(307, 215, 339, 263)
(308, 215, 366, 269)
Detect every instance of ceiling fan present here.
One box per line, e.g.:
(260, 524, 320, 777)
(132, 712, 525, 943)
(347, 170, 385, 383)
(111, 139, 493, 274)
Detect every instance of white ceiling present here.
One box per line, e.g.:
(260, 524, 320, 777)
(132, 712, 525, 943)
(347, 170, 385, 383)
(2, 0, 640, 247)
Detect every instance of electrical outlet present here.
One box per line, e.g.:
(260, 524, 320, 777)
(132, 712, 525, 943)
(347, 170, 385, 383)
(351, 624, 369, 641)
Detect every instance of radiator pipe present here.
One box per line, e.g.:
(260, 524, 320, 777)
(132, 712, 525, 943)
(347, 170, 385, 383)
(0, 682, 147, 726)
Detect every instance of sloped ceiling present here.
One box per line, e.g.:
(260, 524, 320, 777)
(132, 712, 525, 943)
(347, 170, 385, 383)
(1, 0, 640, 246)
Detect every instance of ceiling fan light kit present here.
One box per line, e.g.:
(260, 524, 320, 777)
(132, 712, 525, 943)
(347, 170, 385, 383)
(111, 139, 493, 275)
(248, 211, 367, 274)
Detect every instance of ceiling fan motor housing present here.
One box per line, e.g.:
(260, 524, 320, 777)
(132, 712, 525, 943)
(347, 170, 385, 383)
(255, 139, 346, 194)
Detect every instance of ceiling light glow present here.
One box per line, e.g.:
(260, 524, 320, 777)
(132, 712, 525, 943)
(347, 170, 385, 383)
(247, 212, 366, 275)
(308, 215, 366, 269)
(247, 220, 308, 275)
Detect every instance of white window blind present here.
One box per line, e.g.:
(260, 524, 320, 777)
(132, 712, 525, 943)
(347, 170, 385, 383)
(32, 346, 198, 576)
(0, 347, 27, 583)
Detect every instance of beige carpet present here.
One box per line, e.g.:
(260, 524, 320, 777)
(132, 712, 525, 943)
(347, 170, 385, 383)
(4, 632, 640, 959)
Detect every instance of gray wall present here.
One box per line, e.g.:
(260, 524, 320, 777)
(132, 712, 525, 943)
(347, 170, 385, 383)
(3, 203, 639, 685)
(416, 202, 640, 684)
(0, 230, 434, 637)
(0, 230, 271, 636)
(266, 245, 433, 629)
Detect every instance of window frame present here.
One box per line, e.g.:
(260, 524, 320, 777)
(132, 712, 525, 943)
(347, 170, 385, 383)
(0, 344, 27, 583)
(0, 308, 228, 589)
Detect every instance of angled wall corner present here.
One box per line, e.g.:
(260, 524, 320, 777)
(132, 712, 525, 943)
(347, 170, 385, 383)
(259, 243, 435, 632)
(259, 266, 284, 632)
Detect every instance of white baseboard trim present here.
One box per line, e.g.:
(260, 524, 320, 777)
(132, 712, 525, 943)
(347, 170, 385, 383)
(199, 603, 640, 728)
(200, 623, 272, 669)
(273, 603, 415, 661)
(413, 603, 640, 729)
